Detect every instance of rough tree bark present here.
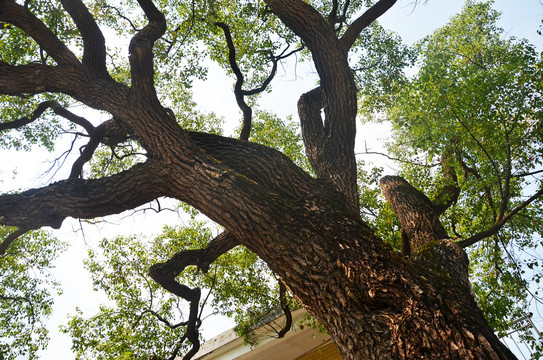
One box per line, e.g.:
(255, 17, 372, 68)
(0, 0, 519, 358)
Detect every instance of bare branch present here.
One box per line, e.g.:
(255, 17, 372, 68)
(0, 0, 79, 66)
(0, 62, 75, 96)
(102, 4, 141, 32)
(51, 105, 96, 135)
(458, 188, 543, 248)
(0, 100, 56, 131)
(214, 22, 253, 141)
(0, 101, 96, 136)
(358, 142, 441, 168)
(512, 169, 543, 178)
(242, 44, 304, 96)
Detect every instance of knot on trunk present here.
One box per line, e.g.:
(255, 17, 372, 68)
(413, 239, 471, 291)
(99, 118, 130, 148)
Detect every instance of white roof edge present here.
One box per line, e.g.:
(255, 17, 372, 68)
(192, 308, 309, 359)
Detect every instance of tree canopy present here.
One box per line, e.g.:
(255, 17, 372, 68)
(0, 0, 542, 359)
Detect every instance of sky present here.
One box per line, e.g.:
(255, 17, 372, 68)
(1, 0, 542, 358)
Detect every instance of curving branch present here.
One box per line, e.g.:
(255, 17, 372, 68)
(276, 281, 292, 338)
(0, 293, 36, 326)
(241, 45, 303, 97)
(340, 0, 397, 52)
(0, 0, 79, 66)
(214, 23, 301, 141)
(149, 230, 240, 360)
(68, 118, 130, 179)
(0, 100, 56, 131)
(264, 0, 361, 213)
(0, 101, 96, 135)
(128, 0, 167, 101)
(0, 160, 167, 230)
(0, 227, 29, 255)
(214, 22, 253, 141)
(60, 0, 109, 77)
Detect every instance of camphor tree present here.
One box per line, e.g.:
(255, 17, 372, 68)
(0, 0, 541, 359)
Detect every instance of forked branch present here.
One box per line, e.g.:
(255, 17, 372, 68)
(380, 175, 448, 254)
(458, 188, 543, 248)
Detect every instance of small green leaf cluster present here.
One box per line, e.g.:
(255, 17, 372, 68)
(247, 111, 311, 172)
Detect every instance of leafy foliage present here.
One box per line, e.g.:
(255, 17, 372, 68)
(0, 227, 66, 360)
(365, 0, 543, 334)
(61, 220, 295, 358)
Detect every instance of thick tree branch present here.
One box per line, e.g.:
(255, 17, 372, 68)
(458, 188, 543, 248)
(0, 0, 79, 66)
(265, 0, 359, 213)
(0, 62, 77, 96)
(340, 0, 397, 52)
(128, 0, 166, 102)
(60, 0, 109, 77)
(380, 175, 448, 254)
(380, 175, 472, 290)
(298, 87, 325, 170)
(0, 160, 167, 230)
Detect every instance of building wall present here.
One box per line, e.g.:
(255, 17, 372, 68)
(295, 342, 342, 360)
